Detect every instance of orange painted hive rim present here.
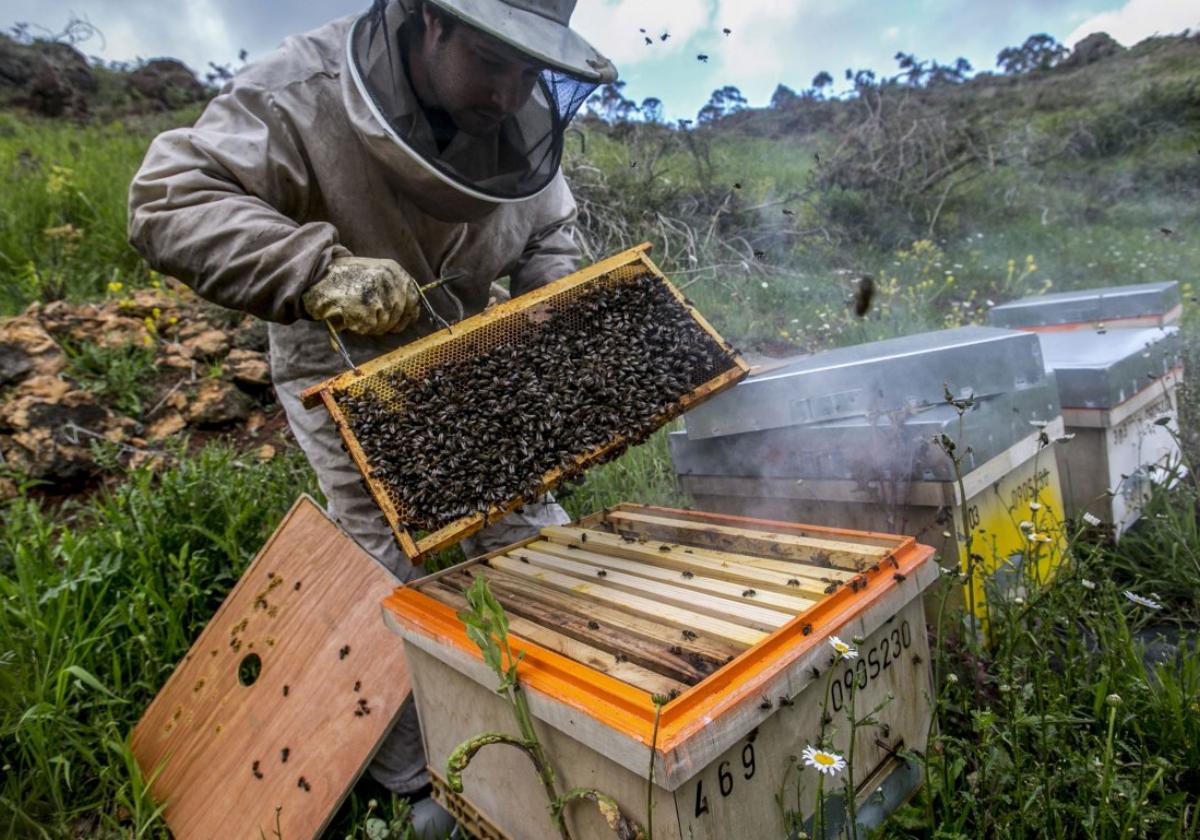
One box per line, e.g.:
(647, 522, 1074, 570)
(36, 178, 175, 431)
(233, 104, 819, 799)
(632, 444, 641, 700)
(383, 506, 936, 754)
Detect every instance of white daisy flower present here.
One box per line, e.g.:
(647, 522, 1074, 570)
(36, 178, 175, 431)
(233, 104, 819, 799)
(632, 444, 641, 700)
(801, 745, 846, 776)
(1029, 501, 1042, 511)
(828, 636, 858, 660)
(1083, 512, 1102, 527)
(1019, 520, 1035, 533)
(1081, 579, 1096, 590)
(1123, 591, 1163, 610)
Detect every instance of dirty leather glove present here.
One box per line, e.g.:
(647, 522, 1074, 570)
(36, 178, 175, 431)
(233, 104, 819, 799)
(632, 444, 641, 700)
(302, 256, 420, 335)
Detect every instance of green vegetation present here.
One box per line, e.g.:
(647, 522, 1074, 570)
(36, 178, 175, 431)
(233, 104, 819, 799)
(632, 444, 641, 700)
(1, 27, 1198, 840)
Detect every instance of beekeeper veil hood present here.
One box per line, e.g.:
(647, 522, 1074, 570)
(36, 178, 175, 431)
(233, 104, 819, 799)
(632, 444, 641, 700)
(348, 0, 615, 220)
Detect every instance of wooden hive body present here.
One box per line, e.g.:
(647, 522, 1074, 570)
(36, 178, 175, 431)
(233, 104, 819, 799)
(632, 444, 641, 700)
(385, 504, 938, 839)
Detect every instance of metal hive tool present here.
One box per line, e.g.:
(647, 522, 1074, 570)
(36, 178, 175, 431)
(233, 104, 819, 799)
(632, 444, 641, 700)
(301, 244, 749, 562)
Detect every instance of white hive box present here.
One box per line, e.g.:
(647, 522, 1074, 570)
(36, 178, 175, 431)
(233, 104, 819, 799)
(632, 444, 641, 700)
(1037, 326, 1185, 536)
(672, 328, 1070, 630)
(988, 281, 1181, 331)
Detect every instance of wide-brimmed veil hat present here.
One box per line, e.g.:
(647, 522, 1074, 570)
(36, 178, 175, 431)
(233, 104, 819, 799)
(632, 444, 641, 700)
(350, 0, 618, 220)
(424, 0, 617, 83)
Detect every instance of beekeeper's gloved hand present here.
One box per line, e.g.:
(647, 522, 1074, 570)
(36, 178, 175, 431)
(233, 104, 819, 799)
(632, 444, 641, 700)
(302, 256, 420, 335)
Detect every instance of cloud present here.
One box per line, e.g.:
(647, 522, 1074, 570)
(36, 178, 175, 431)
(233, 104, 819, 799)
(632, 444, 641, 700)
(1065, 0, 1200, 47)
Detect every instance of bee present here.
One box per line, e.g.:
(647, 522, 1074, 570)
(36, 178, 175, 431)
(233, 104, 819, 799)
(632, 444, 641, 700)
(746, 727, 759, 743)
(681, 571, 694, 579)
(670, 645, 684, 655)
(787, 578, 801, 587)
(282, 685, 289, 697)
(888, 556, 899, 569)
(658, 544, 671, 552)
(912, 654, 923, 666)
(681, 629, 698, 641)
(810, 666, 821, 679)
(580, 533, 588, 543)
(297, 777, 311, 792)
(294, 581, 302, 591)
(567, 544, 580, 550)
(587, 620, 600, 630)
(801, 624, 812, 636)
(824, 582, 840, 594)
(615, 652, 628, 663)
(759, 696, 773, 710)
(742, 589, 757, 598)
(778, 696, 794, 707)
(281, 748, 290, 763)
(668, 688, 681, 700)
(893, 573, 907, 582)
(339, 645, 351, 660)
(353, 680, 361, 692)
(251, 760, 262, 779)
(596, 570, 607, 578)
(853, 275, 876, 317)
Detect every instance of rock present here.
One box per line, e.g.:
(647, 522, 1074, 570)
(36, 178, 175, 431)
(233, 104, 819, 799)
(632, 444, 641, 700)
(186, 380, 253, 427)
(231, 317, 269, 352)
(126, 59, 209, 111)
(0, 476, 17, 502)
(256, 444, 277, 462)
(226, 349, 270, 388)
(165, 390, 188, 412)
(146, 410, 186, 441)
(0, 381, 114, 482)
(0, 316, 66, 385)
(181, 329, 230, 359)
(162, 353, 196, 371)
(245, 410, 267, 435)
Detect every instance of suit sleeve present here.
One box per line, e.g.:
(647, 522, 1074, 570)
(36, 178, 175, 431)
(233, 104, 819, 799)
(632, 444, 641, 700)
(127, 80, 347, 323)
(508, 172, 582, 298)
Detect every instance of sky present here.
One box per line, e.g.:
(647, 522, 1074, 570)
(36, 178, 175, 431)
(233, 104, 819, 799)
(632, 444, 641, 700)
(6, 0, 1199, 120)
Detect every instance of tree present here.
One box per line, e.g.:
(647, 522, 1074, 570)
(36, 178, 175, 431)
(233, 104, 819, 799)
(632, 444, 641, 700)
(639, 97, 664, 123)
(812, 71, 834, 92)
(697, 85, 748, 124)
(894, 52, 929, 86)
(587, 81, 639, 123)
(996, 34, 1067, 74)
(927, 57, 973, 86)
(770, 84, 799, 109)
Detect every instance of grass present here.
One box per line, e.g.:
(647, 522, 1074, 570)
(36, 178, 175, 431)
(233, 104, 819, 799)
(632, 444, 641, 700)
(1, 32, 1199, 838)
(60, 339, 159, 419)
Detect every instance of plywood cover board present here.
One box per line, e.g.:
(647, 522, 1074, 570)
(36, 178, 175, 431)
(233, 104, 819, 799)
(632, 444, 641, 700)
(131, 496, 409, 839)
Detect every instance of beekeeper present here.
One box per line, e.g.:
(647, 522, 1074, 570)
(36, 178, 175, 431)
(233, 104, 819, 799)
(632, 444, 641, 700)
(128, 0, 615, 831)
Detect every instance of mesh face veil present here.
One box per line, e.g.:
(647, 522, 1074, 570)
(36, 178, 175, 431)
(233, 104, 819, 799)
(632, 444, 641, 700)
(354, 0, 601, 205)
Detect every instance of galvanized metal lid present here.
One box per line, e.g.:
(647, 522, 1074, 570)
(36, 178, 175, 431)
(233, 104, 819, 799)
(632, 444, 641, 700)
(683, 327, 1047, 441)
(671, 379, 1061, 482)
(1038, 326, 1182, 409)
(988, 282, 1180, 330)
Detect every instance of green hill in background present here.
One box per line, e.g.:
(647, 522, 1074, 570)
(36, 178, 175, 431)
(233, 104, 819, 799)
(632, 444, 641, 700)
(0, 27, 1197, 352)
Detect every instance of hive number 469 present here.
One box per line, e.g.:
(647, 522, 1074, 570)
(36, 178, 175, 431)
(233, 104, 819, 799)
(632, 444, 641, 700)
(694, 741, 756, 817)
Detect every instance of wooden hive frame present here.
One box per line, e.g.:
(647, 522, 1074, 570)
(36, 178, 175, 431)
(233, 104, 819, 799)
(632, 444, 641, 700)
(300, 244, 749, 563)
(385, 503, 937, 791)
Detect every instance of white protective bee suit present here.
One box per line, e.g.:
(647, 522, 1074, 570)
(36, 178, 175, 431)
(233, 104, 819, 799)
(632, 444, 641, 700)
(128, 0, 615, 798)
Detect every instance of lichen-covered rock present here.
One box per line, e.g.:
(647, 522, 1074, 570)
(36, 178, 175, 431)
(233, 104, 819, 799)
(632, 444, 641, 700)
(0, 376, 117, 482)
(0, 316, 65, 386)
(182, 329, 231, 360)
(146, 409, 186, 441)
(186, 379, 253, 427)
(226, 349, 271, 388)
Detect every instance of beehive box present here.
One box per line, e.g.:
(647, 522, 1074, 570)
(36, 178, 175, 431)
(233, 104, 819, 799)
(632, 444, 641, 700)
(1038, 327, 1185, 536)
(988, 281, 1181, 331)
(301, 244, 748, 562)
(384, 504, 938, 839)
(673, 328, 1069, 630)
